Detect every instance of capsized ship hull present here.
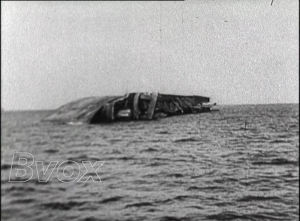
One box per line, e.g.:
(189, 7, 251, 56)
(43, 93, 217, 124)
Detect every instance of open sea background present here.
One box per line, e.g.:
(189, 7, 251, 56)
(1, 104, 299, 221)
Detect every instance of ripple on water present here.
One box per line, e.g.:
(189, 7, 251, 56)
(1, 104, 299, 221)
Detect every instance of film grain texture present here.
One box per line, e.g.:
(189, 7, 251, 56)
(1, 104, 298, 221)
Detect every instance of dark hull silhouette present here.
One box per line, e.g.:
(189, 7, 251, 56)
(43, 92, 217, 124)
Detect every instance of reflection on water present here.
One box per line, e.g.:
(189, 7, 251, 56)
(1, 104, 299, 221)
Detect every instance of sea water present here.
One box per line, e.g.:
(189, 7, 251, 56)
(1, 104, 298, 221)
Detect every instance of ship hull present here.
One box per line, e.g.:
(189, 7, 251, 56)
(43, 92, 216, 124)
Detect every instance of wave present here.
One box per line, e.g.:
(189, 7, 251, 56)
(252, 158, 298, 166)
(237, 195, 281, 202)
(98, 196, 123, 204)
(173, 138, 199, 143)
(125, 202, 154, 208)
(2, 104, 298, 221)
(41, 201, 86, 210)
(205, 211, 289, 220)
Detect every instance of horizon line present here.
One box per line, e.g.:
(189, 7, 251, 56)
(2, 102, 299, 112)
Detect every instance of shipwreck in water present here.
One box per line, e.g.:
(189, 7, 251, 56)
(44, 92, 217, 124)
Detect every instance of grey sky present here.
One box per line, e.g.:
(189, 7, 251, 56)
(2, 0, 298, 110)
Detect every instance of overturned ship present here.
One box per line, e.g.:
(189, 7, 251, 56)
(44, 92, 217, 124)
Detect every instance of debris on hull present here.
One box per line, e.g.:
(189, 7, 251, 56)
(43, 93, 217, 124)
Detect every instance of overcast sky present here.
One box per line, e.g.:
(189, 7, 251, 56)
(2, 0, 298, 110)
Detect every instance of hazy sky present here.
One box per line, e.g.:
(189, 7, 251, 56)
(2, 0, 299, 110)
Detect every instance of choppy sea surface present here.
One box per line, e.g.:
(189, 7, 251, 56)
(1, 104, 299, 221)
